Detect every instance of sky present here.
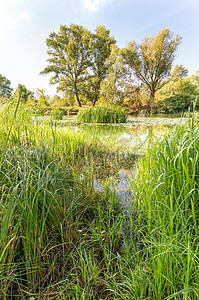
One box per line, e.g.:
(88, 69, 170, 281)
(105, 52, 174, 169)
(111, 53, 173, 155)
(0, 0, 199, 97)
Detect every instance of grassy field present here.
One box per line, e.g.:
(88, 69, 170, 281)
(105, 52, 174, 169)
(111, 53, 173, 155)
(0, 101, 198, 299)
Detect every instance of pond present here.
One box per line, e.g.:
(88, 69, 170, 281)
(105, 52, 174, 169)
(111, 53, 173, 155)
(62, 115, 186, 153)
(61, 115, 186, 208)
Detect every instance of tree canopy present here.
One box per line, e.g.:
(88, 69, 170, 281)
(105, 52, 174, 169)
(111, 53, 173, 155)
(12, 84, 34, 103)
(122, 28, 182, 110)
(156, 66, 199, 99)
(85, 25, 116, 106)
(0, 74, 13, 100)
(35, 89, 51, 107)
(41, 24, 116, 107)
(40, 24, 92, 107)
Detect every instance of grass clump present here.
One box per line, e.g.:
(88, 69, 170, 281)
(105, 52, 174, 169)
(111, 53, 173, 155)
(50, 107, 63, 120)
(77, 106, 128, 123)
(130, 110, 199, 299)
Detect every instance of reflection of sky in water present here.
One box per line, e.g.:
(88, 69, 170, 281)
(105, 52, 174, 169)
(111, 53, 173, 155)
(83, 117, 184, 207)
(68, 116, 186, 239)
(67, 116, 185, 153)
(93, 167, 137, 211)
(60, 116, 185, 205)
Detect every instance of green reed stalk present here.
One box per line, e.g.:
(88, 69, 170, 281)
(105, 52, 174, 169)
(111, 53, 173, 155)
(0, 95, 21, 168)
(77, 106, 127, 124)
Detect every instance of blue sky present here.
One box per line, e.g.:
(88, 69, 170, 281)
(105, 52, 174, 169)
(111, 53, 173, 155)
(0, 0, 199, 96)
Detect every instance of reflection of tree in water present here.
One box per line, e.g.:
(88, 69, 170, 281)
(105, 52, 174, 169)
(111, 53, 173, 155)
(77, 124, 126, 137)
(146, 125, 172, 144)
(147, 126, 154, 141)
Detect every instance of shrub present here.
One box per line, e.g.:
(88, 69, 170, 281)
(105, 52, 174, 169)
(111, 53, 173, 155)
(77, 106, 128, 123)
(157, 94, 199, 114)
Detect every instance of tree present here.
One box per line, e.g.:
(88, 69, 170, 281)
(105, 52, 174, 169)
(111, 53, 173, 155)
(170, 64, 188, 81)
(12, 84, 34, 103)
(85, 25, 116, 106)
(40, 24, 92, 107)
(100, 46, 143, 111)
(122, 28, 181, 111)
(52, 93, 76, 107)
(189, 70, 199, 92)
(0, 74, 13, 100)
(100, 45, 126, 104)
(35, 89, 51, 107)
(156, 65, 198, 99)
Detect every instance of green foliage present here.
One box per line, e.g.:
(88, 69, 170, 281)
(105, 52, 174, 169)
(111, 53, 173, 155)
(41, 24, 116, 107)
(189, 70, 199, 92)
(100, 45, 127, 104)
(12, 84, 34, 103)
(0, 103, 134, 297)
(122, 28, 181, 107)
(84, 25, 116, 106)
(35, 88, 51, 107)
(40, 23, 92, 107)
(156, 94, 199, 113)
(156, 65, 198, 99)
(77, 106, 127, 123)
(1, 100, 199, 298)
(132, 112, 199, 298)
(0, 74, 13, 99)
(50, 107, 63, 120)
(170, 64, 189, 80)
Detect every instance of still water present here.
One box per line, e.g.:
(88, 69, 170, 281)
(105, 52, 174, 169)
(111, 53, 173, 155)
(64, 116, 185, 205)
(66, 115, 186, 153)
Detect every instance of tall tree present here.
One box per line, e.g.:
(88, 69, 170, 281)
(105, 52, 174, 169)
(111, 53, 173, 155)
(12, 84, 34, 103)
(40, 24, 92, 107)
(85, 25, 116, 106)
(35, 88, 51, 107)
(156, 65, 198, 99)
(122, 28, 181, 110)
(100, 45, 126, 104)
(170, 64, 188, 81)
(0, 74, 13, 99)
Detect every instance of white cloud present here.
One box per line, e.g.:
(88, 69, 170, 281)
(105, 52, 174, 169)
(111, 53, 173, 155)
(81, 0, 112, 12)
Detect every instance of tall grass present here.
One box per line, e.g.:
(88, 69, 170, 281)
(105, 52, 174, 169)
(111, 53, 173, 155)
(129, 109, 199, 299)
(0, 101, 198, 299)
(77, 106, 128, 123)
(0, 103, 134, 298)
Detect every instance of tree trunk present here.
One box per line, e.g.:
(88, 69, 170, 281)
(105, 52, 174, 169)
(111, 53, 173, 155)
(149, 87, 155, 113)
(76, 94, 82, 107)
(74, 82, 82, 107)
(92, 95, 98, 107)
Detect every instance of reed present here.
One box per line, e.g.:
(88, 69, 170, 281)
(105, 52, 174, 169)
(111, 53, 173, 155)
(129, 109, 199, 299)
(0, 101, 198, 299)
(77, 106, 128, 123)
(0, 103, 133, 298)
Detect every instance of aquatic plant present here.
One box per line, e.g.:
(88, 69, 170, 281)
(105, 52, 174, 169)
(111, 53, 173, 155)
(0, 100, 198, 299)
(50, 107, 63, 120)
(0, 103, 135, 297)
(77, 106, 128, 123)
(131, 109, 199, 299)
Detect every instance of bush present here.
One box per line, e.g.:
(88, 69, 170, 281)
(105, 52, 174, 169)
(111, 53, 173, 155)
(77, 106, 128, 123)
(156, 94, 199, 114)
